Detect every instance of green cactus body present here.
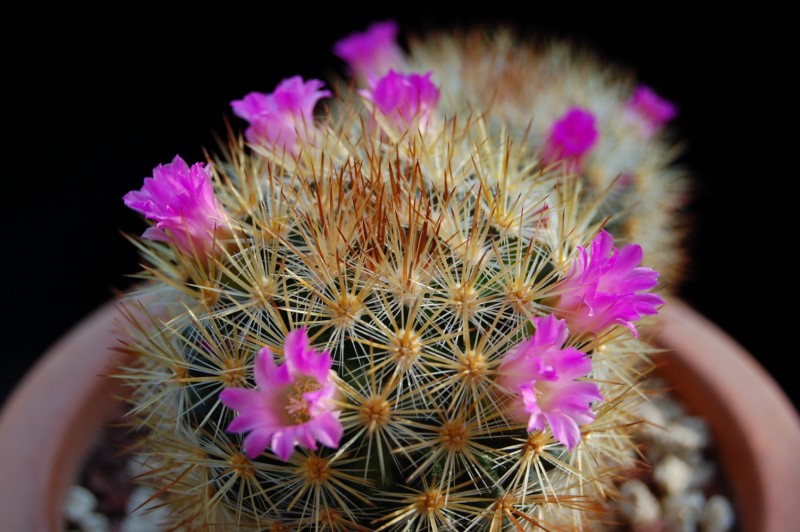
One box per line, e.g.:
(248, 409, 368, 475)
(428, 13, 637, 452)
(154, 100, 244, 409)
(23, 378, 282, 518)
(119, 26, 681, 531)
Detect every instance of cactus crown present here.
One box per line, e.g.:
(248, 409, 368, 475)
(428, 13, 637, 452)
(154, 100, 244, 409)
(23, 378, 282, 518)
(119, 21, 682, 531)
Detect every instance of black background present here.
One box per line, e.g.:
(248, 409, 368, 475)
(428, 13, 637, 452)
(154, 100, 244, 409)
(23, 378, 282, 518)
(4, 8, 796, 413)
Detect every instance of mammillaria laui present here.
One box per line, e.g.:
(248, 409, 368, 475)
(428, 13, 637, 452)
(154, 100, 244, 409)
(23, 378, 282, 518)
(119, 20, 681, 530)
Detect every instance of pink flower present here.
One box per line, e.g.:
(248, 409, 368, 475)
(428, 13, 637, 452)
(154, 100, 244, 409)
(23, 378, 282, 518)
(219, 328, 343, 461)
(123, 155, 226, 256)
(231, 76, 331, 155)
(626, 85, 677, 135)
(554, 229, 664, 337)
(541, 107, 598, 170)
(497, 315, 602, 450)
(360, 70, 440, 134)
(333, 20, 404, 80)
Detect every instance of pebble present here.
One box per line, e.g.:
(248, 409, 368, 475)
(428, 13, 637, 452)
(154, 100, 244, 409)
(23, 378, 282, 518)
(638, 400, 668, 428)
(618, 479, 662, 528)
(662, 491, 706, 532)
(701, 495, 736, 532)
(62, 485, 97, 523)
(123, 486, 170, 530)
(667, 418, 710, 454)
(687, 460, 715, 490)
(620, 379, 735, 532)
(654, 454, 693, 495)
(77, 512, 110, 532)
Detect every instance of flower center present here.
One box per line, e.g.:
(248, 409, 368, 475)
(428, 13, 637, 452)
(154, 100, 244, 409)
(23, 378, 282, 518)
(532, 380, 555, 409)
(285, 377, 322, 424)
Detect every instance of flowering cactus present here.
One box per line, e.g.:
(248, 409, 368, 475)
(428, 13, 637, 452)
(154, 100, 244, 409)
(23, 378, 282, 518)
(119, 21, 682, 530)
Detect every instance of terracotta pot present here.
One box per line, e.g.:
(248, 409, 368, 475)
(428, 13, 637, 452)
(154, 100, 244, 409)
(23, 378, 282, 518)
(0, 300, 131, 532)
(1, 297, 798, 531)
(653, 299, 800, 532)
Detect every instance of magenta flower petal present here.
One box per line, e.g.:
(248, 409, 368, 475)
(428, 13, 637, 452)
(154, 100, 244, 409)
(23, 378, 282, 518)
(554, 229, 664, 337)
(550, 349, 593, 380)
(220, 328, 342, 461)
(272, 430, 300, 461)
(360, 70, 440, 134)
(298, 427, 318, 450)
(226, 412, 264, 434)
(123, 155, 226, 256)
(497, 315, 602, 450)
(626, 85, 677, 135)
(528, 311, 569, 349)
(253, 345, 292, 388)
(243, 431, 273, 460)
(541, 107, 598, 170)
(218, 388, 261, 415)
(333, 20, 404, 80)
(543, 412, 582, 450)
(309, 412, 344, 449)
(519, 384, 545, 430)
(283, 327, 333, 382)
(231, 76, 331, 155)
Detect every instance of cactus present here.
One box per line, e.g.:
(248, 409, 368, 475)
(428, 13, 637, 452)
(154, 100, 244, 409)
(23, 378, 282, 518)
(118, 21, 682, 530)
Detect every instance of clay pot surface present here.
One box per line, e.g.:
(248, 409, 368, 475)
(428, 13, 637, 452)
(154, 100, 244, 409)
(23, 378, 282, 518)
(1, 297, 798, 531)
(654, 298, 800, 532)
(0, 300, 131, 532)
